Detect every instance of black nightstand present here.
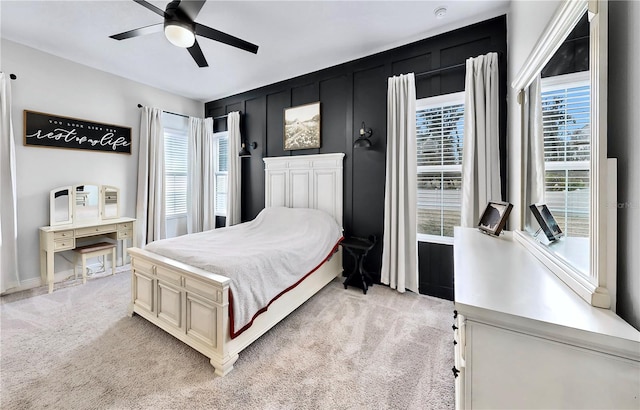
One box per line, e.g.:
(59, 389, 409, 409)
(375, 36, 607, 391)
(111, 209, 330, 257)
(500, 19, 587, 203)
(340, 235, 376, 294)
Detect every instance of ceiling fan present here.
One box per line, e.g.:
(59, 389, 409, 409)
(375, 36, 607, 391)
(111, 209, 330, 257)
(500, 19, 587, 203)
(110, 0, 259, 68)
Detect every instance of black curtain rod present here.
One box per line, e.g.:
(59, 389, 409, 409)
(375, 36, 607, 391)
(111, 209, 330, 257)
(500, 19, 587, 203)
(136, 103, 229, 121)
(137, 103, 188, 118)
(415, 62, 466, 78)
(415, 51, 504, 79)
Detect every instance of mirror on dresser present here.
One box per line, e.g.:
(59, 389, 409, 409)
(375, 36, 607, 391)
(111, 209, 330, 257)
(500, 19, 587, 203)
(48, 184, 122, 225)
(101, 186, 120, 219)
(512, 0, 613, 308)
(50, 186, 73, 226)
(73, 184, 100, 222)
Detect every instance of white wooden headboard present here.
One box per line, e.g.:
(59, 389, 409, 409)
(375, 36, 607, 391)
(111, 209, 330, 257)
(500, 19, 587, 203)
(264, 153, 345, 227)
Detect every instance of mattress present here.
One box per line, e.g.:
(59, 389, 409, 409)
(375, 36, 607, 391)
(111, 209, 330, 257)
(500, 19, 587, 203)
(144, 207, 343, 337)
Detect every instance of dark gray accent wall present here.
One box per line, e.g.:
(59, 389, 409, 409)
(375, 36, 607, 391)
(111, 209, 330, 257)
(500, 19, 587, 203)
(206, 16, 508, 300)
(608, 0, 640, 330)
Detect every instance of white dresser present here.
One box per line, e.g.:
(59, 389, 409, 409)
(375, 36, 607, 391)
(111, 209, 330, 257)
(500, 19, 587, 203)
(453, 227, 640, 409)
(40, 217, 135, 293)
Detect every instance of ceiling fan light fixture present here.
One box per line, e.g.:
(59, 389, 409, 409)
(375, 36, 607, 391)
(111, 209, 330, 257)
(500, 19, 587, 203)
(164, 21, 195, 48)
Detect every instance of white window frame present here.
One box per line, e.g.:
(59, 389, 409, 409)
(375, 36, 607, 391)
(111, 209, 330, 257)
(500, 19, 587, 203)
(416, 91, 465, 245)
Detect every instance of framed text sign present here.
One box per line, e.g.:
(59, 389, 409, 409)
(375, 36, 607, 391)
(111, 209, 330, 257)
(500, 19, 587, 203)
(23, 110, 132, 154)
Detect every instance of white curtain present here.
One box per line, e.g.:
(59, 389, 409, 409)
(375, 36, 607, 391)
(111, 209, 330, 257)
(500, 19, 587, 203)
(226, 112, 241, 226)
(381, 73, 418, 294)
(187, 117, 215, 233)
(0, 73, 20, 292)
(135, 106, 166, 246)
(461, 52, 502, 227)
(523, 75, 546, 229)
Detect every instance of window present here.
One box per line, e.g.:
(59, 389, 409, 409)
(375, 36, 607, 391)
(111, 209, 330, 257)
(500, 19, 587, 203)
(541, 72, 590, 237)
(163, 115, 228, 220)
(416, 92, 465, 243)
(214, 132, 228, 217)
(164, 123, 188, 218)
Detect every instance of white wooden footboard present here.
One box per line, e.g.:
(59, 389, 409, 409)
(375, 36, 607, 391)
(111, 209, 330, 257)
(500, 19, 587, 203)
(128, 246, 342, 376)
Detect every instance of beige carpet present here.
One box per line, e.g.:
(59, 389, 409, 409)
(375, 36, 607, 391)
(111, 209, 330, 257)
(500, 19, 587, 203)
(1, 271, 454, 409)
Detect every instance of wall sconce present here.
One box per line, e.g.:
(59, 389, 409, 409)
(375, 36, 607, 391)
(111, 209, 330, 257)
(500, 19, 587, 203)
(353, 122, 373, 148)
(239, 141, 258, 157)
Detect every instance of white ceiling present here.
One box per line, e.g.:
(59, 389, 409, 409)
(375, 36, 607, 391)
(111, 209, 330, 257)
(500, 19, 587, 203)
(1, 1, 509, 102)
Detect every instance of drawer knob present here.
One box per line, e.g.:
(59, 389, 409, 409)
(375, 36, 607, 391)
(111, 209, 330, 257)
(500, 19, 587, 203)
(453, 310, 458, 319)
(453, 340, 457, 346)
(452, 324, 458, 331)
(452, 366, 460, 378)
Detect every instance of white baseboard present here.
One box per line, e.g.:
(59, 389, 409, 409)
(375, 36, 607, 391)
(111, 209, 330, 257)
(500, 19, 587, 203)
(1, 261, 126, 296)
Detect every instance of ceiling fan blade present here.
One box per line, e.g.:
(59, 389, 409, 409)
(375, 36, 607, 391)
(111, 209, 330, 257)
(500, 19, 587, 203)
(195, 23, 259, 54)
(177, 0, 207, 21)
(187, 40, 209, 67)
(133, 0, 166, 18)
(110, 23, 163, 40)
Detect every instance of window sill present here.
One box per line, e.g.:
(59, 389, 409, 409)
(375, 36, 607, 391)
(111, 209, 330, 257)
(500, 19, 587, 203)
(513, 230, 610, 308)
(417, 233, 453, 245)
(166, 214, 187, 220)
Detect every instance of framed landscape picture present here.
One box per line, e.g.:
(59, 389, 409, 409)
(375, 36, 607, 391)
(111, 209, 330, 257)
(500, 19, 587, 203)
(284, 102, 321, 150)
(478, 201, 513, 236)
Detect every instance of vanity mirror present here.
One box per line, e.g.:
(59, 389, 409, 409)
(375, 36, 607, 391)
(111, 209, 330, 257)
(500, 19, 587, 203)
(512, 0, 613, 308)
(101, 186, 120, 219)
(49, 183, 122, 225)
(73, 184, 100, 222)
(49, 186, 73, 226)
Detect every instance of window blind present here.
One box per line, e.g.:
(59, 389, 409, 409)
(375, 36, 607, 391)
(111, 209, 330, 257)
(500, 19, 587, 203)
(541, 73, 590, 237)
(416, 92, 465, 240)
(164, 128, 188, 217)
(214, 135, 228, 216)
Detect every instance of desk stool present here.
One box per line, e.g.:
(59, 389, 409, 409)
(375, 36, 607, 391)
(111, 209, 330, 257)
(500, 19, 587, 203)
(340, 235, 376, 294)
(73, 242, 116, 284)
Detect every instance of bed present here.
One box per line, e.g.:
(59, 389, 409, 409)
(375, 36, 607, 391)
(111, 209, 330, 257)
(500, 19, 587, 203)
(127, 153, 345, 376)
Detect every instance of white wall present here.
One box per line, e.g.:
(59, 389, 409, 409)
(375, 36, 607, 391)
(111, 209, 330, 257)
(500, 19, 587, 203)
(2, 39, 203, 289)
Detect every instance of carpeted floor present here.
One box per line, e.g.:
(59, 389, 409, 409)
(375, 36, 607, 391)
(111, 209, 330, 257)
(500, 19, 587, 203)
(0, 271, 454, 409)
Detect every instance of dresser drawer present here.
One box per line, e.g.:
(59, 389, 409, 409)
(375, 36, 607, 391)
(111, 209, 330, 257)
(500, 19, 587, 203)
(118, 222, 133, 231)
(117, 230, 132, 240)
(75, 224, 116, 237)
(54, 238, 75, 251)
(54, 230, 74, 239)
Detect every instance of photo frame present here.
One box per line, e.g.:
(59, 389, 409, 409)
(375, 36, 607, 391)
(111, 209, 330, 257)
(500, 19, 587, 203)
(529, 203, 564, 242)
(283, 102, 321, 150)
(478, 201, 513, 236)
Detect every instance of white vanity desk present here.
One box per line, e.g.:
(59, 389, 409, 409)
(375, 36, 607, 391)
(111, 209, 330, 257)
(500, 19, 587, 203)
(39, 217, 136, 293)
(453, 227, 639, 409)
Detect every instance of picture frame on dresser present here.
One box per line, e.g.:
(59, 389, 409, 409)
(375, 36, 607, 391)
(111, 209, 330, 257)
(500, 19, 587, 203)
(529, 203, 563, 242)
(478, 201, 513, 236)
